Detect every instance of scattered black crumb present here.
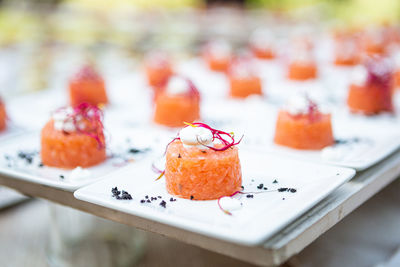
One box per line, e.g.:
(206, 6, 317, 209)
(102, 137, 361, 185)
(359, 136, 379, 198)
(119, 190, 132, 200)
(169, 197, 177, 202)
(158, 196, 162, 199)
(59, 175, 65, 179)
(178, 153, 182, 158)
(278, 188, 297, 193)
(160, 200, 167, 208)
(128, 148, 142, 154)
(190, 195, 194, 200)
(111, 187, 132, 200)
(111, 187, 121, 197)
(273, 179, 278, 184)
(151, 197, 157, 201)
(336, 173, 340, 176)
(17, 151, 37, 165)
(282, 198, 285, 200)
(257, 183, 264, 189)
(263, 187, 268, 190)
(145, 195, 149, 199)
(38, 162, 44, 167)
(241, 185, 244, 190)
(251, 179, 254, 182)
(146, 200, 151, 203)
(246, 194, 254, 198)
(334, 137, 360, 145)
(140, 200, 145, 203)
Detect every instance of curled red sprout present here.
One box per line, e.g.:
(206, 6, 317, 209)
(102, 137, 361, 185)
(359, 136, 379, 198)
(58, 102, 105, 149)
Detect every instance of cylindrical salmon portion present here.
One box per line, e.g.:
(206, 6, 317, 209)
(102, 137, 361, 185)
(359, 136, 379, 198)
(41, 120, 106, 169)
(0, 101, 7, 132)
(165, 141, 242, 200)
(274, 111, 334, 150)
(347, 84, 393, 114)
(153, 93, 200, 128)
(69, 79, 108, 107)
(146, 65, 173, 87)
(229, 76, 262, 98)
(288, 62, 317, 81)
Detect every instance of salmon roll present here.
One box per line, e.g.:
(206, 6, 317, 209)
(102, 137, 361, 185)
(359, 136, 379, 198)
(145, 52, 173, 88)
(41, 103, 106, 169)
(250, 29, 276, 60)
(0, 99, 7, 132)
(164, 122, 242, 200)
(274, 94, 334, 150)
(69, 65, 108, 107)
(153, 76, 200, 127)
(229, 60, 262, 98)
(347, 59, 394, 115)
(203, 40, 232, 72)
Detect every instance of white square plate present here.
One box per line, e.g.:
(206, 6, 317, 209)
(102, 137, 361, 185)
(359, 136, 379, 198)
(74, 149, 355, 246)
(0, 131, 155, 191)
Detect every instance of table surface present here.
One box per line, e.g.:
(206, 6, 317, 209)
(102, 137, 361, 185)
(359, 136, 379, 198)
(0, 148, 400, 267)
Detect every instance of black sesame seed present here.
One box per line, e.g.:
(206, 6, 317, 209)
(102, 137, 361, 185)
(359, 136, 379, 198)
(273, 179, 278, 184)
(257, 183, 264, 189)
(241, 185, 244, 189)
(111, 187, 121, 196)
(59, 175, 65, 179)
(263, 187, 268, 190)
(146, 200, 151, 203)
(160, 200, 167, 208)
(170, 197, 174, 201)
(246, 194, 254, 198)
(178, 153, 182, 158)
(278, 188, 288, 192)
(290, 188, 297, 193)
(128, 148, 141, 154)
(38, 163, 44, 167)
(190, 195, 194, 200)
(282, 198, 285, 200)
(140, 200, 145, 203)
(145, 195, 149, 199)
(158, 196, 162, 199)
(120, 190, 132, 200)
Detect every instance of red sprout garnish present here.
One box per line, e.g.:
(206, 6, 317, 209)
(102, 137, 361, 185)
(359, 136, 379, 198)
(183, 122, 243, 151)
(72, 65, 101, 81)
(56, 102, 105, 149)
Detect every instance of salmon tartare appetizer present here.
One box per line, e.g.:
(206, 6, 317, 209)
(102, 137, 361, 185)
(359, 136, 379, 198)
(69, 65, 108, 107)
(203, 40, 232, 72)
(145, 51, 173, 88)
(164, 122, 242, 200)
(274, 94, 334, 150)
(0, 99, 7, 132)
(228, 59, 262, 98)
(347, 58, 394, 115)
(153, 76, 200, 127)
(249, 29, 276, 60)
(41, 103, 106, 169)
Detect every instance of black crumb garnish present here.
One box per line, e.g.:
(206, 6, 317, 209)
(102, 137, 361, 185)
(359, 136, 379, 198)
(257, 183, 264, 189)
(278, 187, 288, 192)
(263, 187, 268, 190)
(251, 179, 254, 182)
(111, 187, 121, 197)
(336, 173, 340, 176)
(145, 195, 149, 199)
(160, 200, 167, 208)
(158, 196, 162, 199)
(241, 185, 244, 190)
(282, 198, 285, 200)
(178, 153, 182, 158)
(128, 148, 142, 154)
(38, 162, 44, 167)
(120, 190, 132, 200)
(290, 188, 297, 193)
(273, 179, 278, 184)
(190, 195, 194, 200)
(146, 200, 151, 203)
(151, 197, 157, 201)
(59, 175, 65, 179)
(140, 200, 145, 203)
(246, 194, 254, 198)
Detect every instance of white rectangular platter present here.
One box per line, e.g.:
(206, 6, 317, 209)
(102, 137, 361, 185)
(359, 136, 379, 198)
(74, 149, 355, 246)
(0, 131, 155, 191)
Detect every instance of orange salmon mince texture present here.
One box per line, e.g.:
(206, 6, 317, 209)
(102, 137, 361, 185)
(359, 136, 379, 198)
(165, 141, 242, 200)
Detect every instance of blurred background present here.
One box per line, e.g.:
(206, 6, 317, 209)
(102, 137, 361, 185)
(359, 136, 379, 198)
(0, 0, 399, 267)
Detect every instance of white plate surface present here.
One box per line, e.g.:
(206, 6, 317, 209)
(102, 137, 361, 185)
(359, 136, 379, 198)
(74, 149, 355, 245)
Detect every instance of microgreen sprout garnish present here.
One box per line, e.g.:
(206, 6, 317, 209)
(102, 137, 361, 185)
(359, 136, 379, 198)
(182, 122, 243, 151)
(56, 103, 105, 149)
